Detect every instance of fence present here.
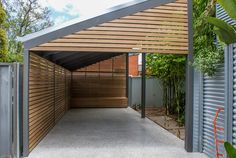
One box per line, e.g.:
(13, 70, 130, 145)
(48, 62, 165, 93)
(129, 77, 163, 108)
(192, 43, 236, 158)
(0, 63, 22, 158)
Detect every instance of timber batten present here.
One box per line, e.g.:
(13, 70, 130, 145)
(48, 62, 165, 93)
(28, 0, 188, 54)
(29, 53, 71, 152)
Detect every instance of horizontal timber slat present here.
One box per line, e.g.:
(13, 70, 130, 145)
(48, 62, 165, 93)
(30, 0, 189, 54)
(29, 53, 71, 152)
(31, 47, 188, 54)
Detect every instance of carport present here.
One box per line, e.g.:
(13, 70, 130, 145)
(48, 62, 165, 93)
(18, 0, 194, 157)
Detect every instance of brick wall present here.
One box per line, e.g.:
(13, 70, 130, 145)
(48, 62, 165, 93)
(129, 55, 139, 76)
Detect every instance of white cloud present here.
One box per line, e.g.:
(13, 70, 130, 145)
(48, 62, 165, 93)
(39, 0, 132, 17)
(53, 15, 69, 25)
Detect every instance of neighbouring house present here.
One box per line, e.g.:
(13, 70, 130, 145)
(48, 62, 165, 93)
(129, 54, 139, 76)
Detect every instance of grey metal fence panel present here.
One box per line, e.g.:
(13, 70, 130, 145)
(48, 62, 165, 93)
(0, 63, 22, 158)
(129, 77, 163, 107)
(232, 44, 236, 147)
(202, 65, 225, 158)
(0, 64, 13, 158)
(192, 70, 203, 152)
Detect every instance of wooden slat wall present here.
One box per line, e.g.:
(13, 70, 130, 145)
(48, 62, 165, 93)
(31, 0, 189, 54)
(29, 53, 71, 152)
(71, 55, 128, 108)
(55, 65, 66, 123)
(65, 70, 72, 110)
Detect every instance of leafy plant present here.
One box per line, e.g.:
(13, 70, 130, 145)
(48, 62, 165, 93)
(207, 0, 236, 44)
(193, 0, 224, 76)
(193, 47, 224, 76)
(224, 142, 236, 158)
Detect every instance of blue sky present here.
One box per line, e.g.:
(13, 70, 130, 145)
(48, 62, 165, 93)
(39, 0, 132, 24)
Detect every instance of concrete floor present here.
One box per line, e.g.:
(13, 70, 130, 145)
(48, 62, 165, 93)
(28, 108, 207, 158)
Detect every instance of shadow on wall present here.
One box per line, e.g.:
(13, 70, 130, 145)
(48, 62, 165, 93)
(129, 77, 163, 107)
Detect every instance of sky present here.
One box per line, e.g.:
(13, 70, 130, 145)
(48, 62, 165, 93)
(39, 0, 133, 24)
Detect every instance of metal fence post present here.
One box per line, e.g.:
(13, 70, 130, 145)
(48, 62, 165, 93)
(0, 64, 13, 158)
(23, 50, 30, 156)
(141, 53, 146, 118)
(185, 0, 194, 152)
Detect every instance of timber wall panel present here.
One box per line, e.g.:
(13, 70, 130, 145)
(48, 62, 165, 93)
(29, 53, 55, 151)
(31, 0, 189, 54)
(55, 65, 66, 123)
(65, 70, 72, 110)
(71, 55, 128, 108)
(29, 53, 71, 152)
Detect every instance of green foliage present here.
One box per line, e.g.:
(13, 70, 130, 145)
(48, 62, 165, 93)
(193, 0, 224, 76)
(0, 2, 6, 24)
(193, 47, 224, 76)
(207, 17, 236, 44)
(207, 0, 236, 45)
(224, 142, 236, 158)
(0, 1, 8, 62)
(218, 0, 236, 20)
(7, 52, 23, 62)
(146, 54, 186, 125)
(3, 0, 53, 60)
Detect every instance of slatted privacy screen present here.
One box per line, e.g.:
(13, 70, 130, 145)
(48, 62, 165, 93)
(31, 0, 189, 54)
(55, 65, 66, 123)
(29, 53, 71, 152)
(71, 54, 128, 108)
(65, 70, 72, 110)
(29, 53, 55, 151)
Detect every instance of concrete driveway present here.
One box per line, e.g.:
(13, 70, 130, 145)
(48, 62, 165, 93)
(27, 108, 207, 158)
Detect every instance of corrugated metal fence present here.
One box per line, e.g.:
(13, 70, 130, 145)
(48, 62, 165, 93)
(232, 44, 236, 147)
(192, 4, 236, 157)
(202, 65, 225, 158)
(193, 44, 236, 157)
(192, 70, 203, 152)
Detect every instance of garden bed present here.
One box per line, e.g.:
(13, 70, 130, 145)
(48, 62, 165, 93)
(134, 107, 185, 140)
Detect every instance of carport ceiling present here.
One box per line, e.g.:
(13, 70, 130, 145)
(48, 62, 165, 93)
(36, 52, 122, 70)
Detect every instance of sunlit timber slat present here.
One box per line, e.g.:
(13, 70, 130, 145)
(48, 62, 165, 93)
(31, 0, 189, 54)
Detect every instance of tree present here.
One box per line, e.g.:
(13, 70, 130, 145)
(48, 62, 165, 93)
(3, 0, 53, 61)
(0, 1, 8, 62)
(146, 54, 186, 125)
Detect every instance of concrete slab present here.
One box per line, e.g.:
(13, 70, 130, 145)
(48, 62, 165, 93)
(27, 108, 207, 158)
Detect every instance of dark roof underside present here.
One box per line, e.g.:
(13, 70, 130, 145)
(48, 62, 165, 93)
(35, 52, 123, 71)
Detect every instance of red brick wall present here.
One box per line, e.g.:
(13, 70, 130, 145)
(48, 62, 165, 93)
(129, 55, 139, 76)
